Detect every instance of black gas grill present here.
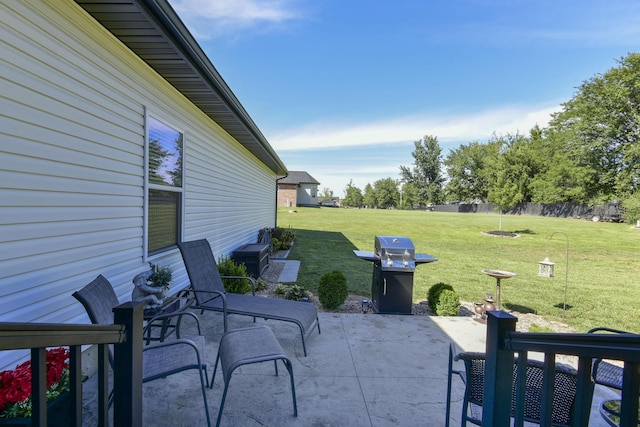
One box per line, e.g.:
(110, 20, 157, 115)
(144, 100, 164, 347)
(354, 236, 437, 314)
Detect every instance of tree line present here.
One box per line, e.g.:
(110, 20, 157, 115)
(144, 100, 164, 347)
(341, 53, 640, 223)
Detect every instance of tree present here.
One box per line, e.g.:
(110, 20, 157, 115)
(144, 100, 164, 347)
(400, 135, 445, 206)
(372, 178, 399, 209)
(399, 182, 419, 209)
(343, 180, 363, 207)
(444, 139, 500, 202)
(485, 134, 533, 230)
(546, 53, 640, 201)
(320, 187, 334, 199)
(363, 183, 376, 208)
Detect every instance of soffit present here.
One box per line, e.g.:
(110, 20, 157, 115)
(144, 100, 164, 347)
(75, 0, 287, 175)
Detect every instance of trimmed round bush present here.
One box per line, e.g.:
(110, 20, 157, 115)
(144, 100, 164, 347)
(318, 270, 348, 310)
(217, 256, 251, 294)
(435, 289, 461, 316)
(427, 282, 453, 313)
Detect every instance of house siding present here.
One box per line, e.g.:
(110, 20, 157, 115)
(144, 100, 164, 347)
(0, 1, 276, 369)
(297, 183, 318, 206)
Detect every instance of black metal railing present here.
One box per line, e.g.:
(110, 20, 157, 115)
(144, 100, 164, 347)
(484, 311, 640, 427)
(0, 302, 144, 427)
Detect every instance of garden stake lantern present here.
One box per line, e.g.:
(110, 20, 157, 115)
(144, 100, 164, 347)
(538, 257, 555, 278)
(540, 232, 569, 318)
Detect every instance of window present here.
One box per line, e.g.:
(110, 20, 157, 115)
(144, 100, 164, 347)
(146, 115, 184, 256)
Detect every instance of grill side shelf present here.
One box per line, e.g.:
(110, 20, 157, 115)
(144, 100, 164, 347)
(353, 250, 378, 262)
(415, 253, 438, 264)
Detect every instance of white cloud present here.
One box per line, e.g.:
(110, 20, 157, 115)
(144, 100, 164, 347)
(270, 103, 561, 151)
(169, 0, 301, 39)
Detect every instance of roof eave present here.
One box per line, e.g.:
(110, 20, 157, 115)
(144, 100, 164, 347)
(75, 0, 287, 176)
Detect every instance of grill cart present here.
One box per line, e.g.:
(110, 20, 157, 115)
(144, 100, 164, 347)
(354, 236, 437, 314)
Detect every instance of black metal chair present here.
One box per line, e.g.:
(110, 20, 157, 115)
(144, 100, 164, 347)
(588, 327, 629, 391)
(73, 274, 211, 427)
(177, 239, 320, 356)
(445, 343, 587, 427)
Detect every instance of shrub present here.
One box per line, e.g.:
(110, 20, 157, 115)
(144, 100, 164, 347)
(217, 256, 252, 294)
(283, 284, 311, 301)
(435, 289, 460, 316)
(271, 227, 296, 250)
(318, 270, 348, 310)
(427, 282, 453, 313)
(622, 193, 640, 224)
(274, 283, 286, 295)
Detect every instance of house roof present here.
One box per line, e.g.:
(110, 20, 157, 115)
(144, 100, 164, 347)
(277, 171, 320, 185)
(74, 0, 287, 176)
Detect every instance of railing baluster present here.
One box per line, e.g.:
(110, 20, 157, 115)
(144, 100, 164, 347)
(541, 354, 555, 426)
(513, 353, 527, 427)
(574, 356, 594, 426)
(98, 343, 110, 427)
(31, 347, 47, 427)
(70, 345, 82, 426)
(620, 361, 640, 427)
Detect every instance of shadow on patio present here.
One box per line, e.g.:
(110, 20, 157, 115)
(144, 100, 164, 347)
(81, 310, 616, 426)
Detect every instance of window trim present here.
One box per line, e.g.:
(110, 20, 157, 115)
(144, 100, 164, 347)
(143, 110, 185, 260)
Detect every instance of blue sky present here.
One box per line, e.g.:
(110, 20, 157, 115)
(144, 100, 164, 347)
(169, 0, 640, 196)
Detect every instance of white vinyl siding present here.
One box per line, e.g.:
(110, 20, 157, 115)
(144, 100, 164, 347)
(0, 0, 277, 370)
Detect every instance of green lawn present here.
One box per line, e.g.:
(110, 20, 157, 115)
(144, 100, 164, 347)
(277, 207, 640, 333)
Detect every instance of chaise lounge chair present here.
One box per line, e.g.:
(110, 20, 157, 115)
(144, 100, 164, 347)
(177, 239, 320, 356)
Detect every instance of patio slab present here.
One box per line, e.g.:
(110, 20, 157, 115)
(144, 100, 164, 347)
(82, 311, 616, 426)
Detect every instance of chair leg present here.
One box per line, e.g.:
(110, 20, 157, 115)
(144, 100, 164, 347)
(211, 353, 221, 389)
(197, 364, 212, 427)
(282, 358, 297, 417)
(216, 382, 230, 427)
(445, 344, 454, 427)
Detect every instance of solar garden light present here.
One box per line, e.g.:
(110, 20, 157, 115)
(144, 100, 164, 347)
(361, 299, 370, 313)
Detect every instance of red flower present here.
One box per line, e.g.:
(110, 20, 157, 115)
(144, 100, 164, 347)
(0, 348, 69, 418)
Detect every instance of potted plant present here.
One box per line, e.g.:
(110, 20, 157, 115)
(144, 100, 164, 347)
(0, 347, 70, 426)
(132, 263, 172, 310)
(149, 263, 172, 297)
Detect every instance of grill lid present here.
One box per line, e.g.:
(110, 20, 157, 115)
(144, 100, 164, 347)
(375, 236, 416, 270)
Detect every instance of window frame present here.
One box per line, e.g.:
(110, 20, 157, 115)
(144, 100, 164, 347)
(144, 111, 185, 259)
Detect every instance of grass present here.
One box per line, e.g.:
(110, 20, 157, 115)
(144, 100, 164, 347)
(277, 207, 640, 333)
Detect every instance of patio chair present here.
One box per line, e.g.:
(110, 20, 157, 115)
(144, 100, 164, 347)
(73, 274, 211, 427)
(588, 327, 629, 391)
(177, 239, 320, 356)
(445, 343, 588, 427)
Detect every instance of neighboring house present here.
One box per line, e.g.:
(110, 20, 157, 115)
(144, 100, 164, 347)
(277, 171, 320, 207)
(1, 0, 287, 369)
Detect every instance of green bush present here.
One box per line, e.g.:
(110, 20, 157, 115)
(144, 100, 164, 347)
(318, 270, 348, 310)
(427, 282, 453, 313)
(217, 256, 252, 294)
(272, 227, 296, 250)
(283, 284, 311, 301)
(273, 283, 311, 300)
(622, 193, 640, 224)
(435, 289, 460, 316)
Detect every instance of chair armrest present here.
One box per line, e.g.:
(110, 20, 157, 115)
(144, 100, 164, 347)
(143, 310, 202, 337)
(190, 288, 227, 306)
(588, 327, 632, 334)
(221, 275, 257, 295)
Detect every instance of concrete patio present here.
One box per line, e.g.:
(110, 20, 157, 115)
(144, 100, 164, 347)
(82, 309, 618, 426)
